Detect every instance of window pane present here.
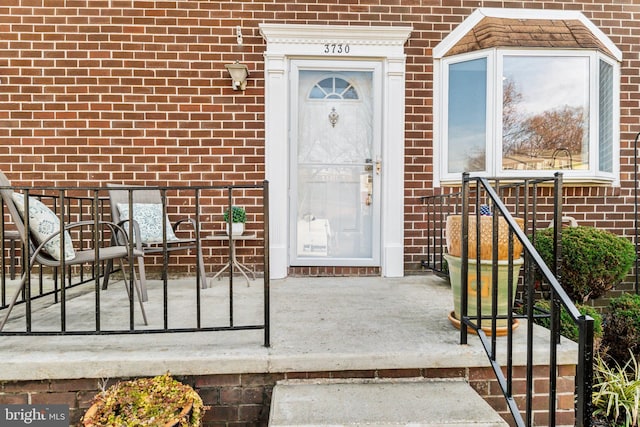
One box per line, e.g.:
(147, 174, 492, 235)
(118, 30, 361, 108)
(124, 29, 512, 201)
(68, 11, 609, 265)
(502, 56, 589, 171)
(448, 58, 487, 173)
(310, 77, 359, 100)
(599, 60, 614, 173)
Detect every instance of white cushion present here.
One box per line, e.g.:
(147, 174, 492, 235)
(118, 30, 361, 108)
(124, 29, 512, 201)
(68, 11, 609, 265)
(11, 193, 76, 261)
(117, 203, 178, 244)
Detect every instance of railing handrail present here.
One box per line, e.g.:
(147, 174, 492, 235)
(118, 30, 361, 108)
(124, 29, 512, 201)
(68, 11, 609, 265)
(422, 173, 594, 427)
(463, 172, 594, 427)
(473, 175, 583, 321)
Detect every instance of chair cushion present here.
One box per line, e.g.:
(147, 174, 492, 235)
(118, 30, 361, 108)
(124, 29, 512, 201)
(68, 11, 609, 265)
(11, 193, 76, 261)
(117, 203, 178, 244)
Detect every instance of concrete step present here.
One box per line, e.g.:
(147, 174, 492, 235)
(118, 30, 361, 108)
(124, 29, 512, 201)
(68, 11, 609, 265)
(269, 378, 509, 426)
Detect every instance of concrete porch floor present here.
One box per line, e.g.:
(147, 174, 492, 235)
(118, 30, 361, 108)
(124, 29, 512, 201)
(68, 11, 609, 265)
(0, 273, 577, 382)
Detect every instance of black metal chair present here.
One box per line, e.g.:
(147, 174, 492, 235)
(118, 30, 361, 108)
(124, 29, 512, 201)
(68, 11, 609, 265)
(0, 172, 147, 330)
(102, 183, 207, 301)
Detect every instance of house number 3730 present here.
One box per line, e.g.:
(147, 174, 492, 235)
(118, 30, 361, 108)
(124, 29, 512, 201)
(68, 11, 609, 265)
(323, 43, 351, 54)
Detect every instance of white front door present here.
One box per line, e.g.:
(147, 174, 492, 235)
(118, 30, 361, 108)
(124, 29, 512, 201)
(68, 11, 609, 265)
(290, 60, 381, 266)
(260, 24, 411, 278)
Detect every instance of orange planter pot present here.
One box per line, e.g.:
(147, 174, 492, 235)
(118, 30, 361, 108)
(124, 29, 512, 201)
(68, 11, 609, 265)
(445, 214, 525, 260)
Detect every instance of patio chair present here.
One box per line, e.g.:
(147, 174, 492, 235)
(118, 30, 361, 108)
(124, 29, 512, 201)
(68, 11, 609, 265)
(102, 183, 207, 300)
(0, 172, 148, 331)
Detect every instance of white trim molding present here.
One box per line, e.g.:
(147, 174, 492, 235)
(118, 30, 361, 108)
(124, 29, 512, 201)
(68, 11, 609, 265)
(260, 24, 412, 278)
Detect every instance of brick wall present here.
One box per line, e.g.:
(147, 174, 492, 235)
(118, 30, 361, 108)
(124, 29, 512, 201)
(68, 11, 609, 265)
(469, 365, 577, 427)
(1, 0, 639, 276)
(0, 366, 576, 426)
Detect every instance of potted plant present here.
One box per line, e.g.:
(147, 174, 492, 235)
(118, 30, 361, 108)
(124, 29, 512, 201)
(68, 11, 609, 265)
(82, 373, 206, 427)
(223, 205, 246, 236)
(444, 213, 525, 335)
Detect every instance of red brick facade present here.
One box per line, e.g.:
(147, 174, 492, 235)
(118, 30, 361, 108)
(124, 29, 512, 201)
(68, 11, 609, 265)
(1, 0, 639, 277)
(0, 365, 576, 427)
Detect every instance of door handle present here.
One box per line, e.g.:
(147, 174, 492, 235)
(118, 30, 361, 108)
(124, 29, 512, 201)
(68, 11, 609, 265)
(365, 158, 373, 172)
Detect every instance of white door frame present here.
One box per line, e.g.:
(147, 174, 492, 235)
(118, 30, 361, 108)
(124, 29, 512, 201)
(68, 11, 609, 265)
(260, 23, 412, 279)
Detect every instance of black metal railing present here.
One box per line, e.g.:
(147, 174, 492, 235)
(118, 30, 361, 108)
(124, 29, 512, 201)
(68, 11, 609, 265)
(634, 131, 640, 295)
(1, 193, 111, 313)
(0, 182, 270, 347)
(422, 172, 594, 427)
(420, 189, 461, 276)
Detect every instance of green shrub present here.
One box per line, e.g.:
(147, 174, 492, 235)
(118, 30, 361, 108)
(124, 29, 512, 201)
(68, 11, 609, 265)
(223, 206, 246, 223)
(531, 299, 602, 342)
(602, 293, 640, 367)
(592, 351, 640, 427)
(533, 226, 635, 303)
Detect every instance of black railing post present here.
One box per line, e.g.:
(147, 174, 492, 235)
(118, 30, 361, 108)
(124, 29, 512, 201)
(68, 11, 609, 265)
(24, 190, 32, 333)
(460, 172, 470, 344)
(227, 187, 234, 328)
(0, 203, 5, 308)
(93, 191, 101, 332)
(475, 184, 483, 332)
(126, 190, 135, 331)
(576, 315, 594, 427)
(263, 180, 270, 347)
(195, 187, 202, 330)
(490, 185, 499, 353)
(635, 131, 640, 295)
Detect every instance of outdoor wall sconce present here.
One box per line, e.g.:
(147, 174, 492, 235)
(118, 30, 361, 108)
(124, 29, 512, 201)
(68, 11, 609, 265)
(225, 61, 250, 91)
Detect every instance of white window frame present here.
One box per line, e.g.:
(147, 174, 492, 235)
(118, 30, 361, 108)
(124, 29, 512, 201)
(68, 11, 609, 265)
(437, 48, 620, 185)
(433, 8, 622, 187)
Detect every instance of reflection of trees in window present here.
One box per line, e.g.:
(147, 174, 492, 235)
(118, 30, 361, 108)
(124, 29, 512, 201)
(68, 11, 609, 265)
(465, 152, 486, 172)
(502, 78, 586, 170)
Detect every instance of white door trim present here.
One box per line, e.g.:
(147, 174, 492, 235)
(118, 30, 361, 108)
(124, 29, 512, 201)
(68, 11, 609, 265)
(260, 23, 412, 279)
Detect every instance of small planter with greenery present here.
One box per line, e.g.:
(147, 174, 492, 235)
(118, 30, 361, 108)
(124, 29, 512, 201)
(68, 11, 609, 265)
(223, 205, 246, 236)
(533, 226, 635, 303)
(82, 373, 206, 427)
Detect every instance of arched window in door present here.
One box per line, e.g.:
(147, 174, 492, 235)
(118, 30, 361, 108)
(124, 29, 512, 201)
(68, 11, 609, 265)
(309, 77, 359, 100)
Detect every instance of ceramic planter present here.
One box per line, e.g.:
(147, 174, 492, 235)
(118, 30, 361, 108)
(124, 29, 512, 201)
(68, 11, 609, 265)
(444, 253, 523, 332)
(226, 222, 245, 236)
(445, 214, 525, 335)
(445, 214, 524, 260)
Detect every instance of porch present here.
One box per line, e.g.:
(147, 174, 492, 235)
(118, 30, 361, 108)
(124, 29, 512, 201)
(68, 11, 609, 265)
(0, 274, 578, 426)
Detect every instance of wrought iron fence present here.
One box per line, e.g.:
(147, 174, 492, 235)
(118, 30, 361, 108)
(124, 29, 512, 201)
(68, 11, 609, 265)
(0, 181, 270, 347)
(422, 173, 594, 427)
(419, 189, 461, 276)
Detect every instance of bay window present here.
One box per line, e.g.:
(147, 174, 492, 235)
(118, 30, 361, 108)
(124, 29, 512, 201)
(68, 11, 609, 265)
(435, 9, 621, 185)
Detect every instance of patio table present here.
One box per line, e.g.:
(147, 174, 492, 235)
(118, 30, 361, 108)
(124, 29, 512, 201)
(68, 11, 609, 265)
(204, 233, 256, 287)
